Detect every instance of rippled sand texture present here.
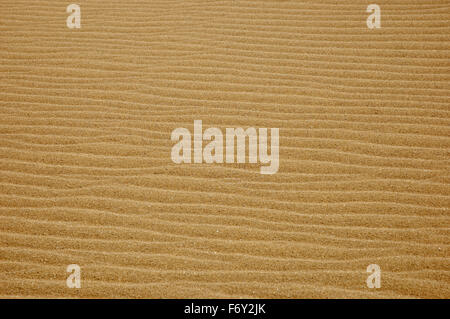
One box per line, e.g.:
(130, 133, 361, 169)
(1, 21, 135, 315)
(0, 0, 449, 298)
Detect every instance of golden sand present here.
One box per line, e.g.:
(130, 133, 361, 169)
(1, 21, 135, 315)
(0, 0, 449, 298)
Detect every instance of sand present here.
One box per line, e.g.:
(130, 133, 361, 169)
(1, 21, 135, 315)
(0, 0, 449, 298)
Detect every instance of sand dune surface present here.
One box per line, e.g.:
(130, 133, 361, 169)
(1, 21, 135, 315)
(0, 0, 449, 298)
